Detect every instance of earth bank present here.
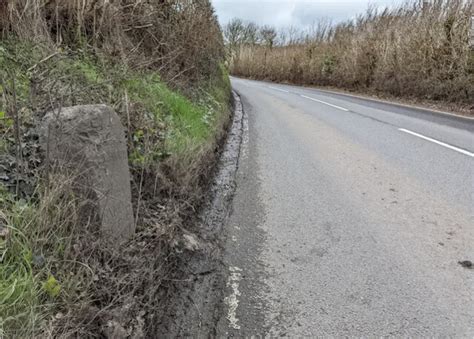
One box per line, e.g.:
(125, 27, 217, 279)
(0, 1, 232, 337)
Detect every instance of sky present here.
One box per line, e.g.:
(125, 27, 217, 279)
(211, 0, 404, 29)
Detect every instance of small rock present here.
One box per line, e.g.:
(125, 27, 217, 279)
(105, 320, 128, 339)
(32, 254, 46, 268)
(183, 234, 200, 251)
(0, 227, 9, 238)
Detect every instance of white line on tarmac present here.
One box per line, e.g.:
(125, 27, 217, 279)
(300, 94, 349, 112)
(268, 86, 290, 93)
(399, 128, 474, 158)
(224, 266, 243, 330)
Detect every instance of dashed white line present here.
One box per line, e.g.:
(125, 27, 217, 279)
(399, 128, 474, 158)
(268, 86, 290, 93)
(300, 94, 349, 112)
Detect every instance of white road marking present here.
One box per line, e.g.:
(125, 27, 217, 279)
(268, 86, 290, 93)
(399, 128, 474, 158)
(308, 87, 474, 121)
(224, 266, 243, 330)
(300, 94, 349, 111)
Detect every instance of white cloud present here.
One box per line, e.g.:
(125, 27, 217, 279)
(212, 0, 403, 28)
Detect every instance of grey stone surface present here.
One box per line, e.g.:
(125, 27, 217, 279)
(40, 104, 135, 242)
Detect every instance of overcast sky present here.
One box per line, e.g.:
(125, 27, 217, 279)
(212, 0, 404, 28)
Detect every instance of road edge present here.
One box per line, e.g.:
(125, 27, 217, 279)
(158, 91, 245, 337)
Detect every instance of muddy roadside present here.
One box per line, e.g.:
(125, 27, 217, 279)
(157, 92, 246, 337)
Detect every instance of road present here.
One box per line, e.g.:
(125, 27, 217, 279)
(216, 78, 474, 337)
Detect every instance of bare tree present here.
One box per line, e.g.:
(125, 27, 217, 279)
(287, 25, 303, 45)
(308, 18, 332, 43)
(259, 25, 277, 48)
(224, 18, 246, 50)
(243, 22, 259, 45)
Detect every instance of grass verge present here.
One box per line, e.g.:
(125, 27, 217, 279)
(0, 38, 231, 337)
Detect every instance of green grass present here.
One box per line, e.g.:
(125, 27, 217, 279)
(122, 66, 230, 168)
(0, 38, 230, 162)
(0, 190, 50, 338)
(0, 182, 90, 338)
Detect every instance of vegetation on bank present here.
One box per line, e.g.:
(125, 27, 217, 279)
(226, 0, 473, 106)
(1, 0, 229, 337)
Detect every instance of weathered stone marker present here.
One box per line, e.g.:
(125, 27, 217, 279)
(40, 105, 135, 242)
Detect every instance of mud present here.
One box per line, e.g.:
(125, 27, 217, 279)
(157, 92, 246, 337)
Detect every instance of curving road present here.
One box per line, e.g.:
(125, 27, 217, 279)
(216, 78, 474, 337)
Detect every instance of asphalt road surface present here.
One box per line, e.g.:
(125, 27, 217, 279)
(216, 78, 474, 337)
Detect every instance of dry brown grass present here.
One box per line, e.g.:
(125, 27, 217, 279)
(1, 0, 224, 88)
(230, 0, 473, 105)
